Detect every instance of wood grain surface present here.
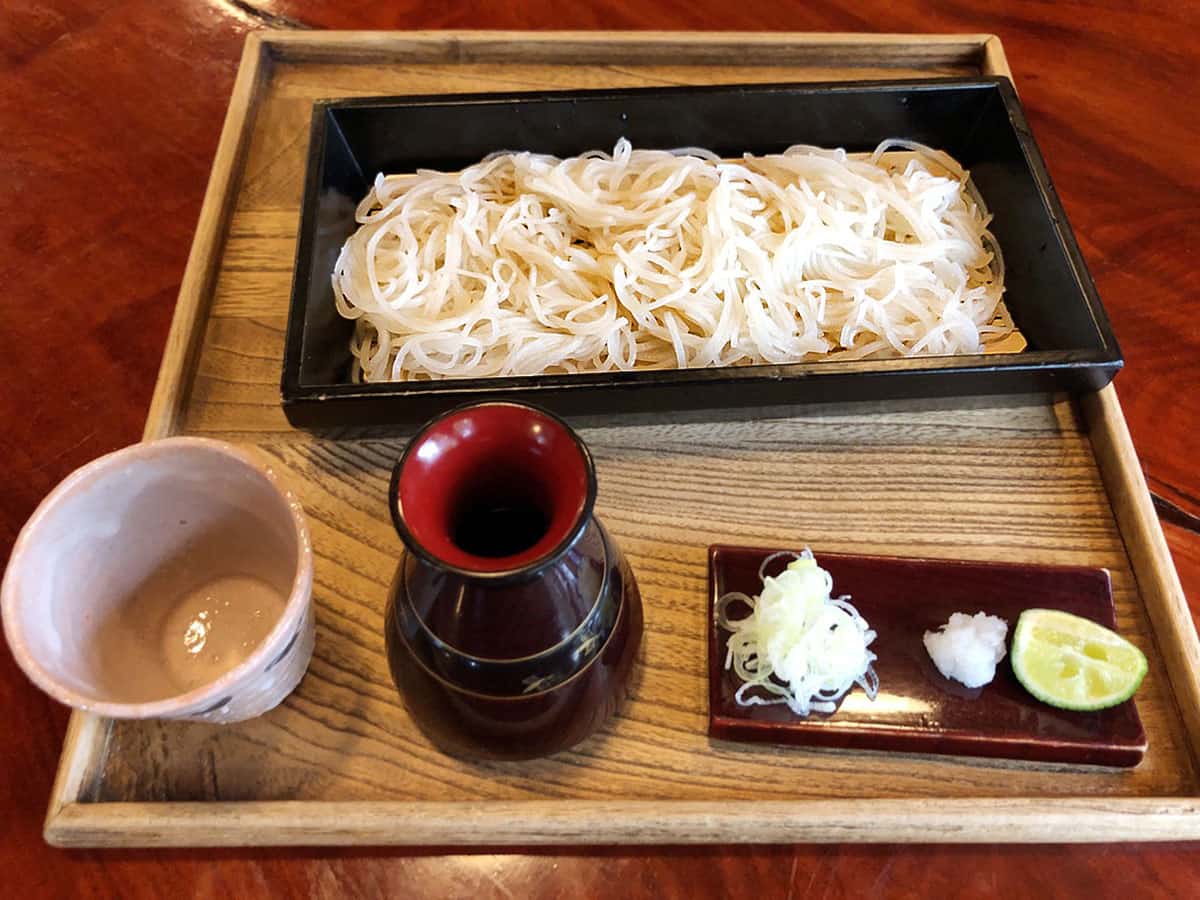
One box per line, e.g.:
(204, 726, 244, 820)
(81, 409, 1198, 807)
(2, 1, 1199, 896)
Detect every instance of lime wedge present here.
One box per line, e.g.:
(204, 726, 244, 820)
(1011, 609, 1147, 711)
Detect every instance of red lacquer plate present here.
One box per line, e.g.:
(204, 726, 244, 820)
(708, 546, 1147, 767)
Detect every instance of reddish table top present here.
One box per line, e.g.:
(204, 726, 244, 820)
(2, 1, 1199, 895)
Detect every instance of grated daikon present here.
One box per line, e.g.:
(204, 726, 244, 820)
(923, 611, 1008, 689)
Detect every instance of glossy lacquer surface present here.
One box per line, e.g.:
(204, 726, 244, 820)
(709, 547, 1146, 766)
(4, 0, 1200, 896)
(386, 518, 643, 758)
(386, 403, 642, 758)
(283, 80, 1119, 428)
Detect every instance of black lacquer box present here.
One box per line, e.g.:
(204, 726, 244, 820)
(282, 78, 1121, 429)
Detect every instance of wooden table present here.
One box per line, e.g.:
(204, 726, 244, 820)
(2, 1, 1198, 894)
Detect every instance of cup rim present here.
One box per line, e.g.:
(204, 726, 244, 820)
(388, 400, 598, 585)
(0, 436, 314, 719)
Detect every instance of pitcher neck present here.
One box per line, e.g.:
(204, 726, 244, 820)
(390, 402, 597, 584)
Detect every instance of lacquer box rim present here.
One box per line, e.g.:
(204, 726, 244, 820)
(280, 73, 1121, 428)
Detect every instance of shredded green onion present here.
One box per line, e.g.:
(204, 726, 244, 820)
(716, 549, 879, 716)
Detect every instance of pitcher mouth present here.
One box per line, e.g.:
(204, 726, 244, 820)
(389, 401, 597, 583)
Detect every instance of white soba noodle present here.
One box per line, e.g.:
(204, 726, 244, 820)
(332, 139, 1011, 382)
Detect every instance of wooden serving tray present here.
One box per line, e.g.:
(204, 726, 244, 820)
(44, 31, 1200, 846)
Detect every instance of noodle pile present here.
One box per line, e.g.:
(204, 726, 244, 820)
(333, 139, 1010, 381)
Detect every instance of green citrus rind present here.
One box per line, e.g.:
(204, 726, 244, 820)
(1011, 608, 1147, 712)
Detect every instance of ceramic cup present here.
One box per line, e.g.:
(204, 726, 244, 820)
(385, 401, 643, 759)
(1, 437, 314, 723)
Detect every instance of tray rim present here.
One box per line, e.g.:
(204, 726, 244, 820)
(42, 29, 1200, 847)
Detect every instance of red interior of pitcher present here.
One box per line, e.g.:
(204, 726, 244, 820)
(393, 403, 594, 575)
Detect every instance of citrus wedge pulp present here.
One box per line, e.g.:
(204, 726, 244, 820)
(1011, 608, 1147, 711)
